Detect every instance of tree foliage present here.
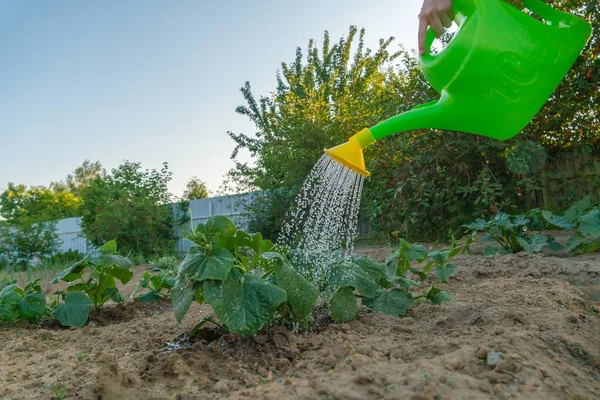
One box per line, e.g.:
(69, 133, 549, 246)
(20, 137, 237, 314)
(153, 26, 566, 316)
(51, 160, 103, 197)
(0, 221, 59, 271)
(0, 183, 81, 223)
(226, 26, 420, 237)
(183, 176, 209, 200)
(79, 161, 182, 257)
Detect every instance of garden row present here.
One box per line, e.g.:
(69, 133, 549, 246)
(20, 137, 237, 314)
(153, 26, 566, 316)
(1, 196, 598, 336)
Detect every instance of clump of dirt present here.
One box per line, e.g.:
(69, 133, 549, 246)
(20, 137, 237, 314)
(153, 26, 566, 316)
(83, 360, 145, 400)
(1, 251, 599, 400)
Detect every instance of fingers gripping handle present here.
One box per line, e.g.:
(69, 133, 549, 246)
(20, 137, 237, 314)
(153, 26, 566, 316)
(422, 0, 469, 57)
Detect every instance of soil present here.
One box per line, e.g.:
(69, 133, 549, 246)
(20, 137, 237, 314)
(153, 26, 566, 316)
(1, 248, 599, 400)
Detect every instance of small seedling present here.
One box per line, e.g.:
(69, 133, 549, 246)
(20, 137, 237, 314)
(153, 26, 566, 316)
(52, 376, 66, 399)
(75, 351, 87, 362)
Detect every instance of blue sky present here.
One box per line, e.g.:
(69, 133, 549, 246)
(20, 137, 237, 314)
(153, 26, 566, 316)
(0, 0, 421, 198)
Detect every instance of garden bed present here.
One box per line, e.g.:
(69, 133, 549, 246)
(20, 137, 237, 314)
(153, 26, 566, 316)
(1, 248, 599, 400)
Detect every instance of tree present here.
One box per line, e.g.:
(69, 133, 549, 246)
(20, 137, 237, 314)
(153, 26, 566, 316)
(0, 220, 59, 271)
(0, 183, 81, 223)
(182, 177, 209, 200)
(226, 26, 413, 237)
(0, 182, 79, 270)
(66, 160, 103, 196)
(79, 160, 182, 257)
(49, 160, 102, 197)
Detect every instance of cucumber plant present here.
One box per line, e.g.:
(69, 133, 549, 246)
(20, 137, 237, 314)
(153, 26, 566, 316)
(464, 196, 599, 256)
(172, 216, 465, 335)
(0, 278, 47, 323)
(51, 240, 133, 327)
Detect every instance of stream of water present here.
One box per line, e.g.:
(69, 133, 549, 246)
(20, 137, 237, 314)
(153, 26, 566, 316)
(278, 154, 365, 286)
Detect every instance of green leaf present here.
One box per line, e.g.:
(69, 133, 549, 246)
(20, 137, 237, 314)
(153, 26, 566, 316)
(0, 284, 21, 303)
(24, 278, 42, 293)
(354, 256, 385, 284)
(86, 275, 116, 307)
(518, 235, 548, 253)
(0, 304, 18, 321)
(545, 237, 563, 252)
(513, 214, 530, 227)
(102, 253, 133, 269)
(18, 292, 46, 320)
(66, 283, 87, 293)
(194, 289, 204, 304)
(498, 247, 512, 255)
(52, 292, 92, 328)
(493, 213, 513, 230)
(541, 210, 574, 230)
(259, 238, 274, 253)
(150, 274, 174, 290)
(52, 255, 90, 284)
(398, 276, 421, 289)
(209, 216, 237, 237)
(101, 239, 118, 254)
(327, 260, 378, 298)
(399, 239, 428, 262)
(110, 291, 125, 303)
(234, 230, 254, 250)
(408, 267, 428, 281)
(101, 286, 118, 299)
(171, 274, 197, 323)
(0, 285, 22, 321)
(463, 218, 488, 231)
(484, 245, 499, 257)
(434, 263, 457, 282)
(328, 287, 358, 322)
(516, 237, 529, 251)
(134, 291, 162, 303)
(270, 254, 318, 320)
(428, 250, 451, 266)
(106, 263, 134, 285)
(529, 235, 549, 253)
(362, 289, 414, 316)
(163, 277, 177, 288)
(203, 269, 287, 335)
(565, 233, 585, 253)
(149, 274, 163, 289)
(578, 209, 600, 239)
(563, 196, 592, 222)
(425, 286, 453, 305)
(178, 246, 234, 282)
(383, 261, 399, 285)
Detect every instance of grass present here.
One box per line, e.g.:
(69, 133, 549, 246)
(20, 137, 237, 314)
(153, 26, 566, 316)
(0, 259, 75, 284)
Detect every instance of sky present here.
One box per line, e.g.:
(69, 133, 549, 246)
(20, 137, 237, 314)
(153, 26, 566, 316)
(0, 0, 422, 198)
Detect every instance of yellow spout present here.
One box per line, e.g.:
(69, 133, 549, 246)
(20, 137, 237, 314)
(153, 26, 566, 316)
(324, 128, 376, 177)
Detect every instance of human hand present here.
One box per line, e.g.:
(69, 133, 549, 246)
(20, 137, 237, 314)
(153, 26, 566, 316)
(418, 0, 454, 55)
(418, 0, 525, 55)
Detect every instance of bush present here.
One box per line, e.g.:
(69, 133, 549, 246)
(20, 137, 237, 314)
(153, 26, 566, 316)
(0, 221, 60, 271)
(79, 161, 187, 258)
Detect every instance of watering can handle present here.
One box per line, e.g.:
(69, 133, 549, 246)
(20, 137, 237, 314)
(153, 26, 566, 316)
(422, 0, 557, 57)
(423, 28, 438, 56)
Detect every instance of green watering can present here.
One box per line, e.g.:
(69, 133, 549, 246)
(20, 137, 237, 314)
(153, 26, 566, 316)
(324, 0, 592, 177)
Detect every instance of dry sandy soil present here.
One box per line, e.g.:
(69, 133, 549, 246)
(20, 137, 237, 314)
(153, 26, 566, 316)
(1, 247, 599, 400)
